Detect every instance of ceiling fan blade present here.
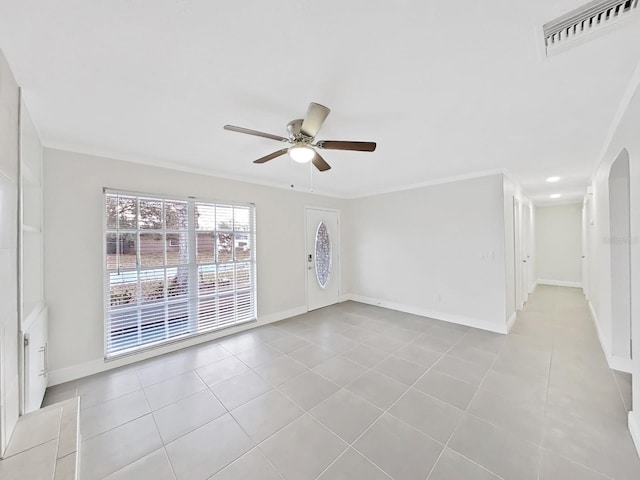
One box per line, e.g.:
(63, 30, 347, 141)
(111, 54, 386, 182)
(311, 151, 331, 172)
(300, 103, 331, 138)
(316, 140, 377, 152)
(224, 125, 288, 142)
(254, 148, 289, 164)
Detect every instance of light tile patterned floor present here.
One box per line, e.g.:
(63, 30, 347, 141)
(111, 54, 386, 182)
(44, 286, 640, 480)
(0, 398, 79, 480)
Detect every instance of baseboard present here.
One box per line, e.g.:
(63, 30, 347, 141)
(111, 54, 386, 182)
(589, 300, 612, 366)
(629, 411, 640, 459)
(537, 279, 583, 288)
(610, 356, 634, 373)
(588, 301, 633, 374)
(47, 305, 307, 386)
(506, 312, 517, 332)
(529, 281, 538, 294)
(259, 307, 308, 324)
(348, 294, 508, 334)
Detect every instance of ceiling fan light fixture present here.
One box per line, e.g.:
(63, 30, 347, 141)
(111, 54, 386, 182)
(289, 144, 315, 163)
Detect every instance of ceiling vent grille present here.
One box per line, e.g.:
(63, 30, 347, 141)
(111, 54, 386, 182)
(543, 0, 638, 55)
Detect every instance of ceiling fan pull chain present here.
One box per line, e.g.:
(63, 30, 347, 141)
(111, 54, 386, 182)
(290, 158, 295, 190)
(309, 161, 314, 193)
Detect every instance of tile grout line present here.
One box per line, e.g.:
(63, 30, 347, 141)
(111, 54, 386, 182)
(534, 297, 618, 480)
(224, 315, 429, 479)
(78, 369, 170, 479)
(80, 374, 212, 445)
(422, 330, 506, 480)
(520, 290, 622, 480)
(77, 348, 242, 479)
(537, 318, 556, 480)
(304, 350, 412, 480)
(81, 332, 320, 464)
(78, 393, 152, 443)
(117, 355, 273, 479)
(312, 327, 477, 480)
(160, 366, 257, 479)
(1, 436, 60, 462)
(189, 341, 353, 480)
(229, 319, 369, 478)
(204, 446, 287, 480)
(134, 368, 179, 480)
(280, 314, 511, 480)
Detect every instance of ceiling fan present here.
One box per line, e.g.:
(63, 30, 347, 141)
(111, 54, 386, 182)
(224, 102, 376, 172)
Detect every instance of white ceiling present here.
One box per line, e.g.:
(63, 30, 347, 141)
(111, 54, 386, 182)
(1, 0, 639, 202)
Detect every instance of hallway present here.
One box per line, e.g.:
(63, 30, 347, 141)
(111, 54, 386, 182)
(38, 285, 640, 479)
(509, 285, 637, 479)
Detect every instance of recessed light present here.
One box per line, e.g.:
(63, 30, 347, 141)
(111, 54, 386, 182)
(550, 194, 562, 199)
(546, 176, 560, 183)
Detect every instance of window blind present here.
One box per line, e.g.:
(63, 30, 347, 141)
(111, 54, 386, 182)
(104, 190, 256, 357)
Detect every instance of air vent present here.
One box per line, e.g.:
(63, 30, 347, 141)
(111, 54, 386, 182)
(543, 0, 639, 55)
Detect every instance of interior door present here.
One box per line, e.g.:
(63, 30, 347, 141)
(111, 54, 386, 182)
(306, 208, 340, 311)
(582, 199, 590, 300)
(521, 203, 531, 303)
(513, 197, 523, 309)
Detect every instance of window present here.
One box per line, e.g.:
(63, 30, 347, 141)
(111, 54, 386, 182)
(104, 190, 256, 357)
(315, 222, 331, 289)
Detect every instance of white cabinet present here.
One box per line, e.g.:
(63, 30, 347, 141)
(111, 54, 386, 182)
(23, 307, 48, 413)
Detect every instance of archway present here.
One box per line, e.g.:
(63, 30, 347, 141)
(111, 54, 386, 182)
(609, 149, 632, 361)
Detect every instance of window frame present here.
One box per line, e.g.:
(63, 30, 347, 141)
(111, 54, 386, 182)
(102, 188, 257, 359)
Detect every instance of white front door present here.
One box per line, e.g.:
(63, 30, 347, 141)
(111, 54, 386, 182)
(306, 208, 340, 311)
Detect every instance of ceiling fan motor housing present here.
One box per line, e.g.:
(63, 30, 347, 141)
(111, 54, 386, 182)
(287, 119, 311, 143)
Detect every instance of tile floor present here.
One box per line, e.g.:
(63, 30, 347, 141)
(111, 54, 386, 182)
(44, 285, 640, 480)
(0, 397, 79, 480)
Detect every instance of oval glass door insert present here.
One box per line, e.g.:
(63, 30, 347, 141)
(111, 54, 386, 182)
(315, 222, 331, 289)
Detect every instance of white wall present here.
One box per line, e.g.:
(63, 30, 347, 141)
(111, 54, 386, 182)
(0, 50, 20, 455)
(535, 204, 583, 287)
(585, 66, 640, 454)
(43, 152, 527, 383)
(345, 174, 509, 333)
(43, 148, 347, 384)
